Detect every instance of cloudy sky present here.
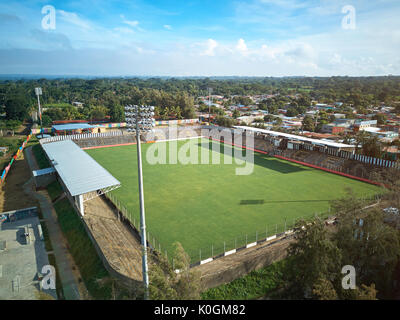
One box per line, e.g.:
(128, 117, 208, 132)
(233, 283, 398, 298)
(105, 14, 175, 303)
(0, 0, 399, 76)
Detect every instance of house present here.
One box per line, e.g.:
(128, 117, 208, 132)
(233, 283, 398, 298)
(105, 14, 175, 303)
(72, 101, 84, 107)
(321, 124, 347, 135)
(353, 119, 378, 132)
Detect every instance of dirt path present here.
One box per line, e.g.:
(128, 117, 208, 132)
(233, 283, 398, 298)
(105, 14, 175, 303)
(24, 146, 39, 171)
(84, 196, 143, 281)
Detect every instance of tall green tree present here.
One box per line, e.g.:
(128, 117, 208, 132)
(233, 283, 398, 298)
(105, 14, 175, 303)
(5, 96, 30, 121)
(149, 242, 202, 300)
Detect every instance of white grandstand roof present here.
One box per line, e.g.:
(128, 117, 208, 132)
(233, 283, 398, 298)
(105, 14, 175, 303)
(234, 126, 355, 149)
(42, 140, 120, 196)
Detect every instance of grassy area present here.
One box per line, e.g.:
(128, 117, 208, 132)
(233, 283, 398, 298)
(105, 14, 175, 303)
(0, 136, 25, 170)
(87, 138, 382, 263)
(47, 180, 64, 202)
(201, 260, 286, 300)
(32, 143, 50, 169)
(53, 198, 111, 299)
(48, 253, 64, 300)
(39, 221, 53, 252)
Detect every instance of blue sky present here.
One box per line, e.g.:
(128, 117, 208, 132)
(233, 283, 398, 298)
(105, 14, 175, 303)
(0, 0, 400, 76)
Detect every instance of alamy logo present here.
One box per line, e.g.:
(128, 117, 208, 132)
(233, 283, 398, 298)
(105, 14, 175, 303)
(341, 265, 356, 290)
(41, 265, 56, 290)
(41, 5, 56, 30)
(341, 5, 356, 30)
(144, 126, 254, 175)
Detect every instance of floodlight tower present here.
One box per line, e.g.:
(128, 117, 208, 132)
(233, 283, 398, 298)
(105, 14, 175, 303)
(35, 87, 43, 138)
(208, 87, 213, 125)
(124, 105, 155, 300)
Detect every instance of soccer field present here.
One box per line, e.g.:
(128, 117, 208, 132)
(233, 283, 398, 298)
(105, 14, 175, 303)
(86, 138, 382, 263)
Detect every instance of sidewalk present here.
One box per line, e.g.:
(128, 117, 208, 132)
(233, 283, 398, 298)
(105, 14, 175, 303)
(24, 146, 88, 300)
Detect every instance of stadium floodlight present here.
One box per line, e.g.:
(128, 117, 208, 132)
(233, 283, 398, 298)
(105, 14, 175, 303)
(124, 105, 155, 300)
(208, 87, 213, 124)
(35, 87, 43, 138)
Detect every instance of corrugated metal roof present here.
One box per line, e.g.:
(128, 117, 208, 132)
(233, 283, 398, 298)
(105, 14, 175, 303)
(42, 140, 120, 196)
(52, 123, 95, 131)
(234, 126, 354, 149)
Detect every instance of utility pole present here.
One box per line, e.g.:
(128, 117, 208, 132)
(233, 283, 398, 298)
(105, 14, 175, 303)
(208, 87, 213, 125)
(35, 87, 43, 138)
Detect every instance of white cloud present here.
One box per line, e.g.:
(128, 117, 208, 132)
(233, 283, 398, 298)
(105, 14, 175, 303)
(200, 39, 218, 56)
(120, 14, 141, 29)
(114, 27, 135, 34)
(57, 10, 91, 30)
(236, 38, 248, 55)
(163, 24, 172, 30)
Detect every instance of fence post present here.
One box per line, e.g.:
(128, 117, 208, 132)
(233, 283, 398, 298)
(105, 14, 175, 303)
(224, 241, 226, 253)
(199, 249, 201, 262)
(245, 234, 247, 246)
(256, 231, 258, 242)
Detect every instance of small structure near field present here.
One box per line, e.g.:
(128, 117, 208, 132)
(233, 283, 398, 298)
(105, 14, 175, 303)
(52, 123, 96, 135)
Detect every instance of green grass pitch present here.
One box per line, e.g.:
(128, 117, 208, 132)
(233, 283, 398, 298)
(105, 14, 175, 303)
(86, 138, 382, 263)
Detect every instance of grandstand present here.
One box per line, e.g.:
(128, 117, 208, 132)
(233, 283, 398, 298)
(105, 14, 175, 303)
(41, 140, 120, 216)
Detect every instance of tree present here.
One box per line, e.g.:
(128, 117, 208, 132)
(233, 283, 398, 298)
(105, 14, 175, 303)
(302, 115, 315, 132)
(90, 106, 108, 120)
(284, 218, 342, 298)
(275, 117, 283, 125)
(333, 196, 400, 298)
(149, 242, 201, 300)
(362, 135, 382, 158)
(215, 116, 235, 128)
(283, 188, 400, 300)
(41, 114, 52, 127)
(232, 109, 240, 119)
(0, 119, 22, 136)
(312, 278, 338, 300)
(372, 114, 387, 125)
(110, 105, 125, 122)
(5, 96, 30, 121)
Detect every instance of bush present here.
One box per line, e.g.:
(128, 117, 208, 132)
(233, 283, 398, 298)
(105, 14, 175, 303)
(201, 260, 286, 300)
(47, 180, 64, 202)
(32, 144, 50, 169)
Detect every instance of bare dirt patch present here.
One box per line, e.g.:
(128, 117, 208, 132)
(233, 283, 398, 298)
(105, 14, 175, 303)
(84, 195, 143, 282)
(0, 153, 38, 212)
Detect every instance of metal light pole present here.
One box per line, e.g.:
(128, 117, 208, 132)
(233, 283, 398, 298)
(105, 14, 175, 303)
(35, 87, 43, 138)
(124, 105, 155, 300)
(208, 87, 213, 125)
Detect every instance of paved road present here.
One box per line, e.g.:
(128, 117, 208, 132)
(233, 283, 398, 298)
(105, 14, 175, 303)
(24, 146, 87, 300)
